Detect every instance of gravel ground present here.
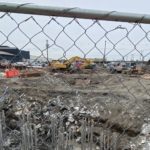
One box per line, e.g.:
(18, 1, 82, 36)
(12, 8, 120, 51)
(0, 71, 150, 149)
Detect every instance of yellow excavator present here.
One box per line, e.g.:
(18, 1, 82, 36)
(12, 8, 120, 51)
(49, 56, 94, 70)
(49, 60, 67, 70)
(80, 58, 94, 69)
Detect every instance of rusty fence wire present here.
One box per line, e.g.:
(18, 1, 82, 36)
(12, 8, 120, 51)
(0, 3, 150, 150)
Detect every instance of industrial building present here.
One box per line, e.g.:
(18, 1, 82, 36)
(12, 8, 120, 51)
(0, 46, 30, 62)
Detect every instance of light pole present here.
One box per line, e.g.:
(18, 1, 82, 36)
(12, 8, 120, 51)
(103, 40, 106, 64)
(46, 40, 49, 63)
(140, 50, 144, 62)
(131, 54, 134, 61)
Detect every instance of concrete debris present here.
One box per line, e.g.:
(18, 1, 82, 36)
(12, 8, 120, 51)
(0, 89, 139, 149)
(132, 136, 150, 150)
(0, 71, 149, 149)
(0, 89, 118, 149)
(128, 123, 150, 150)
(68, 114, 75, 122)
(141, 124, 150, 135)
(0, 83, 148, 149)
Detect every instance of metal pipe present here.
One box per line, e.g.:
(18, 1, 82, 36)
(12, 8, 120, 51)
(0, 2, 150, 24)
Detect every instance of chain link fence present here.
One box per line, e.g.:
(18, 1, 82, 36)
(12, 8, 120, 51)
(0, 2, 150, 150)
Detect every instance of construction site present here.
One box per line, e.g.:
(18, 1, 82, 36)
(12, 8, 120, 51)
(0, 55, 150, 149)
(0, 2, 150, 150)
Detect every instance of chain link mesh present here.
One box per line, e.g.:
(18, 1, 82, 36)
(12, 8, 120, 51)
(0, 10, 150, 150)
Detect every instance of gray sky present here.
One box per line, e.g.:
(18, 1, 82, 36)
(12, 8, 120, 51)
(0, 0, 149, 61)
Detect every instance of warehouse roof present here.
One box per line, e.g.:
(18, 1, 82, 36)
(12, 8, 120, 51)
(0, 51, 14, 56)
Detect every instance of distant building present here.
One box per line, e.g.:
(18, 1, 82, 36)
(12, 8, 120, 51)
(0, 46, 30, 63)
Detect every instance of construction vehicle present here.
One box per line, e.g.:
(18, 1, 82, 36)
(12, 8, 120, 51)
(107, 62, 127, 73)
(64, 56, 81, 65)
(81, 58, 95, 69)
(128, 64, 145, 75)
(64, 56, 95, 70)
(49, 57, 81, 70)
(49, 60, 67, 70)
(49, 56, 95, 71)
(107, 61, 145, 75)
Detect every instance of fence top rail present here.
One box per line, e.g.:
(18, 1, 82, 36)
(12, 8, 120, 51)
(0, 2, 150, 24)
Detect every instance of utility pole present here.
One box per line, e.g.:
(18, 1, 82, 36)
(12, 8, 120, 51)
(46, 40, 49, 63)
(103, 40, 106, 64)
(140, 50, 144, 62)
(131, 54, 134, 61)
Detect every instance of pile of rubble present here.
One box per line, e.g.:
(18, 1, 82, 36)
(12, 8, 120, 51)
(0, 90, 144, 149)
(0, 75, 149, 149)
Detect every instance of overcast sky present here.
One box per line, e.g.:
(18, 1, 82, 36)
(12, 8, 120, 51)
(0, 0, 149, 61)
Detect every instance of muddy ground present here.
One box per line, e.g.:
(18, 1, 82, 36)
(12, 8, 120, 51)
(0, 70, 150, 149)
